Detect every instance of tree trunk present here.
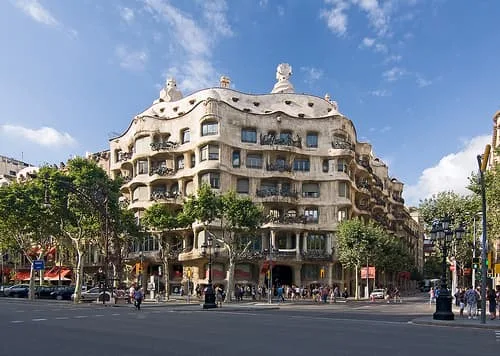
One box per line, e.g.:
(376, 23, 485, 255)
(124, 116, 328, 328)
(28, 265, 36, 300)
(73, 246, 84, 303)
(225, 256, 236, 303)
(355, 264, 359, 300)
(163, 258, 170, 301)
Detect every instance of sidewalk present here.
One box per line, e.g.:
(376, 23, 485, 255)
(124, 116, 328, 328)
(113, 298, 280, 311)
(411, 316, 500, 330)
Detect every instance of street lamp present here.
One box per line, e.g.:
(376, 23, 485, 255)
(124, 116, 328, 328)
(201, 235, 219, 309)
(430, 218, 465, 320)
(263, 245, 279, 304)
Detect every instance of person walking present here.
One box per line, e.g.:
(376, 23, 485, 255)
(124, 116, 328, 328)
(429, 287, 435, 305)
(486, 287, 497, 320)
(128, 284, 136, 304)
(215, 285, 223, 308)
(134, 287, 144, 311)
(464, 286, 479, 319)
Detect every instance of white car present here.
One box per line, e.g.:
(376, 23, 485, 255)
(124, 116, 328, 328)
(370, 289, 385, 299)
(73, 287, 125, 302)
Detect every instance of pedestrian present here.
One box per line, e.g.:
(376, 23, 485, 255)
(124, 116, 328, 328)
(486, 287, 497, 320)
(134, 287, 144, 311)
(429, 287, 435, 305)
(215, 285, 223, 308)
(458, 288, 465, 318)
(464, 286, 479, 319)
(128, 284, 135, 304)
(342, 288, 348, 299)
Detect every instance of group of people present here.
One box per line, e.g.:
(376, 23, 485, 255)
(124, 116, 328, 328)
(127, 284, 144, 310)
(453, 285, 500, 320)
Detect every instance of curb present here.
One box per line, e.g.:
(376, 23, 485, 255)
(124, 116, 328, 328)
(410, 317, 500, 330)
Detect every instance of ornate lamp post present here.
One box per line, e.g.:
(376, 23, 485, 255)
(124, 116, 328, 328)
(430, 218, 465, 320)
(201, 235, 219, 309)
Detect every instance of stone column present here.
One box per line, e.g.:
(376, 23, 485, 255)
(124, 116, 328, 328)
(262, 231, 269, 250)
(326, 233, 332, 255)
(294, 265, 302, 287)
(270, 230, 276, 249)
(295, 232, 301, 259)
(302, 232, 308, 252)
(328, 263, 333, 286)
(286, 233, 292, 249)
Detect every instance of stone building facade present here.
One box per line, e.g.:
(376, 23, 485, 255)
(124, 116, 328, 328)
(102, 63, 422, 296)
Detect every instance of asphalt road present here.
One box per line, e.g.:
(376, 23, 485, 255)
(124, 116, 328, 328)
(0, 298, 498, 356)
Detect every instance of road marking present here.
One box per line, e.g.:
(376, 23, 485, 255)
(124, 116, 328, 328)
(496, 331, 500, 342)
(74, 316, 88, 319)
(11, 320, 24, 323)
(55, 317, 69, 320)
(111, 313, 120, 316)
(32, 318, 47, 322)
(286, 315, 406, 325)
(214, 311, 258, 316)
(94, 314, 104, 317)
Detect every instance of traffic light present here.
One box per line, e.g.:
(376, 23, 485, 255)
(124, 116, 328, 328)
(472, 257, 479, 269)
(135, 263, 143, 274)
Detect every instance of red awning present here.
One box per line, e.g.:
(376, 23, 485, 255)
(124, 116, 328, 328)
(12, 271, 31, 281)
(44, 267, 71, 279)
(1, 267, 11, 274)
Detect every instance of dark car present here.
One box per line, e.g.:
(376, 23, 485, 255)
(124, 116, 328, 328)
(51, 286, 75, 301)
(35, 286, 58, 299)
(4, 284, 30, 298)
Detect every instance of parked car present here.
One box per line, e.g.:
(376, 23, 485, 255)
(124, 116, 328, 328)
(4, 284, 30, 298)
(35, 286, 58, 299)
(51, 286, 75, 301)
(0, 285, 10, 297)
(370, 289, 386, 299)
(75, 287, 125, 302)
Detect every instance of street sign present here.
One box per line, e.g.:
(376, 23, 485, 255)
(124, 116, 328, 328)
(33, 260, 45, 271)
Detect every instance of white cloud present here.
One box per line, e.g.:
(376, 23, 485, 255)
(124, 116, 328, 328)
(361, 37, 375, 47)
(277, 5, 285, 17)
(120, 7, 135, 23)
(13, 0, 59, 26)
(360, 37, 387, 53)
(115, 46, 148, 71)
(320, 0, 349, 36)
(300, 66, 324, 85)
(144, 0, 233, 93)
(384, 54, 402, 63)
(0, 124, 76, 147)
(371, 89, 391, 97)
(416, 74, 432, 88)
(352, 0, 388, 36)
(383, 66, 406, 81)
(259, 0, 268, 7)
(379, 125, 392, 133)
(404, 135, 491, 206)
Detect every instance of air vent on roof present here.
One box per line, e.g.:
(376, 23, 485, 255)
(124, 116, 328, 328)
(327, 108, 332, 112)
(189, 99, 196, 105)
(308, 102, 314, 107)
(243, 108, 251, 112)
(253, 102, 260, 107)
(285, 100, 291, 105)
(173, 106, 179, 112)
(232, 97, 239, 102)
(298, 113, 305, 118)
(265, 110, 272, 113)
(178, 112, 185, 115)
(159, 108, 165, 113)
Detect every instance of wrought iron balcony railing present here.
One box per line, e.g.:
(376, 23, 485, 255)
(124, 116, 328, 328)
(150, 141, 179, 151)
(118, 152, 133, 162)
(150, 167, 176, 176)
(266, 161, 293, 172)
(150, 191, 181, 201)
(256, 188, 299, 199)
(331, 140, 354, 150)
(264, 214, 317, 224)
(301, 250, 333, 261)
(260, 133, 302, 148)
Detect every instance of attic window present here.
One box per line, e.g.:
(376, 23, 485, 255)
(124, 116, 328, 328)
(159, 99, 164, 103)
(253, 102, 260, 107)
(232, 97, 239, 102)
(243, 108, 251, 113)
(159, 108, 165, 113)
(327, 108, 332, 112)
(264, 110, 272, 113)
(173, 106, 179, 112)
(189, 99, 196, 105)
(308, 102, 314, 107)
(178, 111, 185, 115)
(298, 113, 305, 118)
(285, 100, 291, 105)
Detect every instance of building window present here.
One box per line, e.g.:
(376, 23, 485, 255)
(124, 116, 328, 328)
(337, 159, 348, 172)
(307, 234, 326, 251)
(176, 156, 184, 170)
(293, 158, 310, 172)
(201, 121, 218, 136)
(322, 159, 329, 173)
(232, 151, 240, 168)
(302, 183, 320, 198)
(338, 182, 350, 198)
(181, 128, 190, 143)
(338, 208, 348, 222)
(137, 160, 148, 175)
(190, 153, 196, 168)
(304, 208, 319, 223)
(306, 132, 318, 148)
(246, 154, 263, 169)
(200, 145, 219, 161)
(201, 172, 220, 189)
(280, 131, 292, 142)
(241, 128, 257, 143)
(236, 178, 249, 194)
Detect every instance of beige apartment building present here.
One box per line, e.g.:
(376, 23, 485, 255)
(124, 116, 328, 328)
(490, 111, 500, 286)
(93, 64, 422, 296)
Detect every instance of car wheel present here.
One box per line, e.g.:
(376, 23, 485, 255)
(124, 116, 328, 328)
(56, 295, 63, 301)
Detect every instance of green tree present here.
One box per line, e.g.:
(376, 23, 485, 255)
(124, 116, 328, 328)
(219, 191, 263, 302)
(142, 204, 194, 299)
(336, 218, 381, 299)
(0, 175, 60, 299)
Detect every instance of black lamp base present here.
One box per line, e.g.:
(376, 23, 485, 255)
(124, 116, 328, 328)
(202, 284, 217, 309)
(433, 292, 454, 320)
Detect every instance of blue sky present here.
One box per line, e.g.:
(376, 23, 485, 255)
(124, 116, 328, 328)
(0, 0, 498, 206)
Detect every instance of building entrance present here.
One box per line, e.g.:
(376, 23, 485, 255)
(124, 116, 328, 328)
(272, 265, 293, 287)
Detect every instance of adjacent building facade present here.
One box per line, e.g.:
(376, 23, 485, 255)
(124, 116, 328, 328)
(92, 64, 422, 296)
(489, 111, 500, 287)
